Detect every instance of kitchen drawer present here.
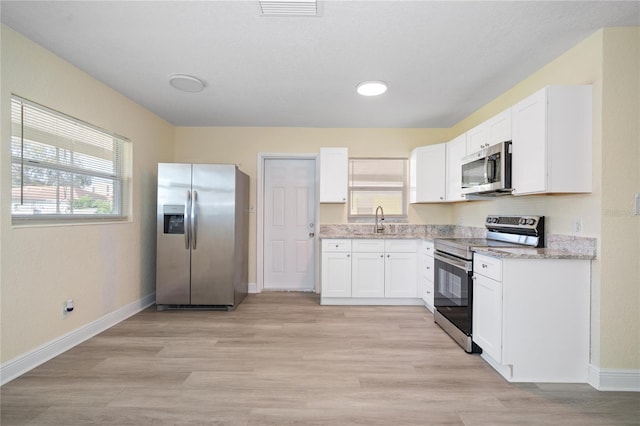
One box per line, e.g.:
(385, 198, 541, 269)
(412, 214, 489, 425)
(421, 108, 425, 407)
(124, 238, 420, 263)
(384, 239, 418, 253)
(424, 279, 434, 298)
(421, 241, 435, 256)
(474, 254, 502, 281)
(322, 239, 352, 252)
(352, 239, 385, 252)
(424, 254, 434, 277)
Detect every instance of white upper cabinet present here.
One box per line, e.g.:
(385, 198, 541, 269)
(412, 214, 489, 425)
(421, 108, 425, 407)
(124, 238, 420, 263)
(512, 85, 592, 196)
(410, 144, 447, 203)
(466, 122, 488, 154)
(446, 133, 467, 201)
(466, 108, 512, 155)
(319, 147, 348, 203)
(486, 108, 512, 145)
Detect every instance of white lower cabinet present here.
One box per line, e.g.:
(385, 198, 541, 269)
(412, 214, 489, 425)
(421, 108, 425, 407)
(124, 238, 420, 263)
(352, 252, 385, 297)
(321, 238, 421, 305)
(472, 253, 591, 383)
(320, 240, 352, 298)
(384, 251, 418, 298)
(419, 241, 435, 311)
(472, 273, 503, 362)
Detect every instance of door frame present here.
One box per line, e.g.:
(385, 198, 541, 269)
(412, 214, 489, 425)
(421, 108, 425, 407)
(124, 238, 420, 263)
(256, 153, 320, 293)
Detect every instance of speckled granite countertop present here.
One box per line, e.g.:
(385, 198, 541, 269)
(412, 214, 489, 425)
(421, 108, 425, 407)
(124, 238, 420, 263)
(473, 234, 597, 260)
(473, 246, 595, 260)
(319, 224, 597, 260)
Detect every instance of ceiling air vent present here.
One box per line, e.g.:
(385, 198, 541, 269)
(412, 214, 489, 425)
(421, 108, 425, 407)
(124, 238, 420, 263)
(259, 0, 318, 16)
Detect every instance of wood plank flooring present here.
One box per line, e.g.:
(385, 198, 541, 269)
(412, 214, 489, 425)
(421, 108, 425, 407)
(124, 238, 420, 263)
(2, 292, 638, 425)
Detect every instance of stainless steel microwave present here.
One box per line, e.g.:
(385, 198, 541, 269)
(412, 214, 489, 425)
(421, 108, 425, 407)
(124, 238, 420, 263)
(461, 141, 512, 195)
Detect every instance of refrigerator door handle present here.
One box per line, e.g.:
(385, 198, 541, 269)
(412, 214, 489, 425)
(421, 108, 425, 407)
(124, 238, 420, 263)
(192, 190, 198, 250)
(185, 190, 191, 250)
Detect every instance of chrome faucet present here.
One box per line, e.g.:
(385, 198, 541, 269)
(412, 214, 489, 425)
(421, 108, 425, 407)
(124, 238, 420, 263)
(375, 205, 385, 233)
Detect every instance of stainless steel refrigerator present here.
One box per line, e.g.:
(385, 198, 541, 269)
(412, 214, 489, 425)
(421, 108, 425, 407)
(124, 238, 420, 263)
(156, 163, 249, 310)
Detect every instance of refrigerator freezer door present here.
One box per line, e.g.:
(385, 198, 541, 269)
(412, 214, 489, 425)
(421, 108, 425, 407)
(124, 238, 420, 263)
(156, 163, 192, 304)
(190, 164, 236, 305)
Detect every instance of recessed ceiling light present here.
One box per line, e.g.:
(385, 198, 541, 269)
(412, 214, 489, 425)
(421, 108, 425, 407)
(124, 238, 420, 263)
(356, 81, 388, 96)
(169, 74, 206, 93)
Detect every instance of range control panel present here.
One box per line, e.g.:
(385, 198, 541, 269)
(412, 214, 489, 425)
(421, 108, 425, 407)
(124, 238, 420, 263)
(485, 215, 543, 229)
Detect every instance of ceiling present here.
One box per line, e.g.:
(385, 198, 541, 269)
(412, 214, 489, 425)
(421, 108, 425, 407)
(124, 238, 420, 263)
(1, 1, 638, 128)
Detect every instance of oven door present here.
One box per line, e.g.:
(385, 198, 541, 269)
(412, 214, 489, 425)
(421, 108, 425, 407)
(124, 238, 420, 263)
(434, 251, 473, 336)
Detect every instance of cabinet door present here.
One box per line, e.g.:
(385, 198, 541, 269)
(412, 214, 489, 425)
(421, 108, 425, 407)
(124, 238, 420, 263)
(512, 88, 547, 195)
(384, 252, 418, 298)
(486, 108, 512, 145)
(352, 252, 385, 297)
(321, 252, 352, 298)
(409, 144, 446, 203)
(319, 147, 348, 203)
(446, 134, 467, 201)
(466, 122, 488, 154)
(473, 274, 503, 362)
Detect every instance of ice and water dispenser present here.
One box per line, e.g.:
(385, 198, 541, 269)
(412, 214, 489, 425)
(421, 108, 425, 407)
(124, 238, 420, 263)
(163, 205, 185, 234)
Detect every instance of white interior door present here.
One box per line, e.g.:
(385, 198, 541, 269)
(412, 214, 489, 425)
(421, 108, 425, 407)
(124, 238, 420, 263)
(264, 158, 316, 290)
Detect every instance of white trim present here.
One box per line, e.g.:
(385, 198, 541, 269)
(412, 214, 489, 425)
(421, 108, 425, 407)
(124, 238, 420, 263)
(248, 282, 258, 293)
(0, 293, 155, 386)
(588, 365, 640, 392)
(480, 352, 513, 382)
(256, 153, 320, 293)
(320, 297, 424, 306)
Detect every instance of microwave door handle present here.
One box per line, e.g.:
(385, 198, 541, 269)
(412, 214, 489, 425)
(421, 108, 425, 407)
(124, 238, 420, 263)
(487, 158, 496, 182)
(484, 155, 489, 183)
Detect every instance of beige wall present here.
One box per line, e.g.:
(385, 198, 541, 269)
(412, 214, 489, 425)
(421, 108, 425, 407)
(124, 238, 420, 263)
(174, 127, 452, 285)
(599, 28, 639, 369)
(0, 26, 175, 363)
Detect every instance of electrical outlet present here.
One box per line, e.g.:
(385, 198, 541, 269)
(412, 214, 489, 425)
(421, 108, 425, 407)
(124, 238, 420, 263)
(63, 299, 74, 317)
(635, 193, 640, 216)
(572, 218, 582, 234)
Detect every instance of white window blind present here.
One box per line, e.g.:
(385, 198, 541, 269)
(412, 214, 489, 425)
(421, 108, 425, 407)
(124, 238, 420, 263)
(10, 95, 132, 222)
(348, 158, 408, 218)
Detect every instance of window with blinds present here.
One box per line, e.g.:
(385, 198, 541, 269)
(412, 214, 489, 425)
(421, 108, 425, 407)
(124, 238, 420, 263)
(10, 96, 132, 223)
(348, 158, 408, 218)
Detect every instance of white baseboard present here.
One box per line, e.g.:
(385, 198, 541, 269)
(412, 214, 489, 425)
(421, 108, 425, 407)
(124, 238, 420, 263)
(588, 364, 640, 391)
(320, 297, 424, 306)
(248, 282, 258, 293)
(0, 293, 156, 386)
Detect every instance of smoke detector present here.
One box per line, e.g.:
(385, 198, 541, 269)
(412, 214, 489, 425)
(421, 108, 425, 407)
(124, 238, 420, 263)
(259, 0, 318, 16)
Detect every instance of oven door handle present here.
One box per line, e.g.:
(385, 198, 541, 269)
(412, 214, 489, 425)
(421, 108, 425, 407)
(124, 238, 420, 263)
(435, 251, 472, 272)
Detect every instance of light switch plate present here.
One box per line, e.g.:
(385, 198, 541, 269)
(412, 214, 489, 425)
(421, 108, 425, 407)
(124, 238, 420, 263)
(572, 218, 582, 234)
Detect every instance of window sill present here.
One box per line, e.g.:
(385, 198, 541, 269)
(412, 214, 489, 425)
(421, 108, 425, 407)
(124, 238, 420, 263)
(11, 217, 132, 228)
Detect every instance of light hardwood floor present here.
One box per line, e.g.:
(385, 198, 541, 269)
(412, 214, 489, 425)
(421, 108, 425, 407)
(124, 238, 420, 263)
(2, 292, 638, 425)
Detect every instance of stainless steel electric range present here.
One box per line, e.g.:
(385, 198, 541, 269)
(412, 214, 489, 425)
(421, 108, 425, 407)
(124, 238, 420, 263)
(433, 215, 544, 353)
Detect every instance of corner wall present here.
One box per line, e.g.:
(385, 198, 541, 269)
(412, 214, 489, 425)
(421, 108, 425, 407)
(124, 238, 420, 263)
(0, 25, 175, 365)
(599, 27, 639, 371)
